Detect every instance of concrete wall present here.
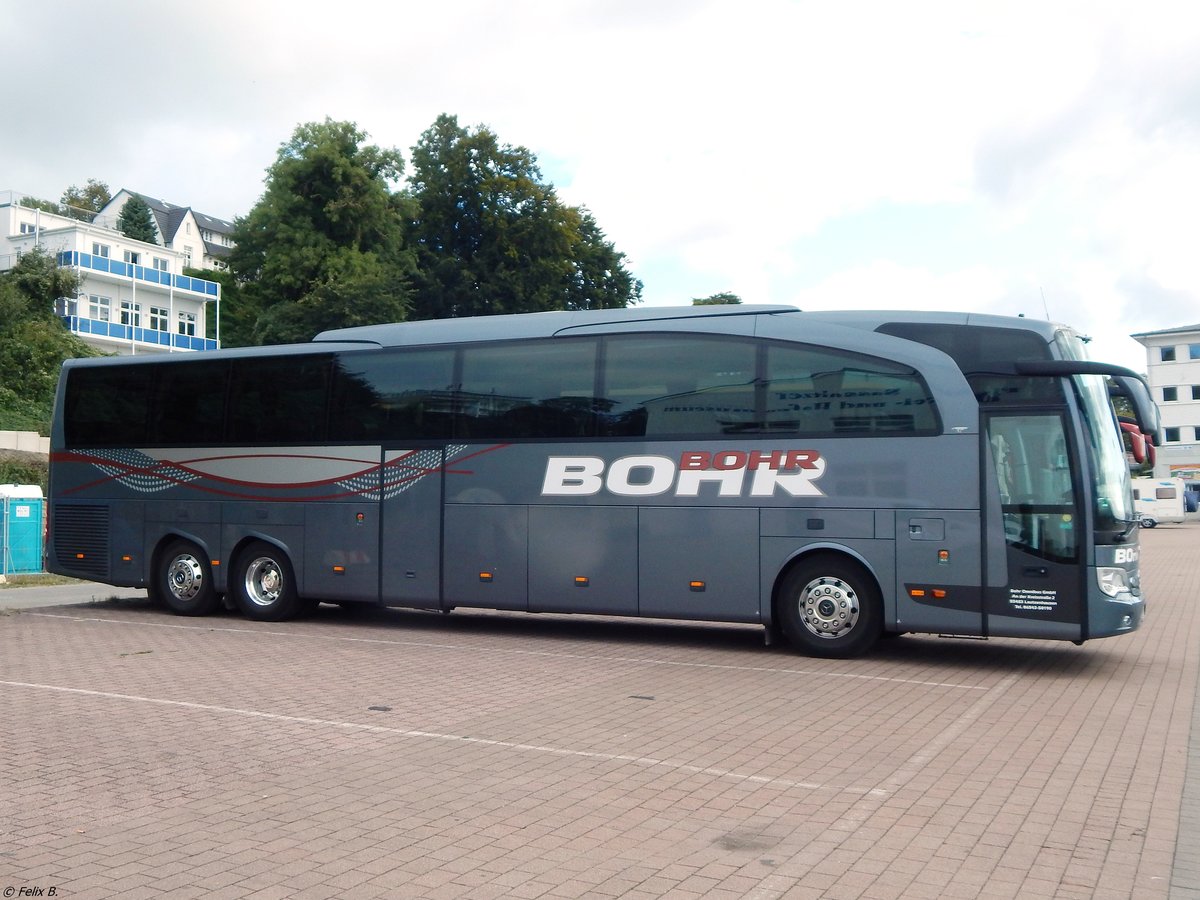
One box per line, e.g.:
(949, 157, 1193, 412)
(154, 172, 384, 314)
(0, 431, 49, 455)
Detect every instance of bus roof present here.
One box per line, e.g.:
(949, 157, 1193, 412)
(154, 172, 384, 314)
(314, 304, 803, 347)
(315, 305, 1066, 349)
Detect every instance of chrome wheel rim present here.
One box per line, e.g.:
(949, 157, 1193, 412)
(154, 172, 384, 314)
(244, 556, 284, 607)
(166, 554, 204, 602)
(798, 576, 860, 640)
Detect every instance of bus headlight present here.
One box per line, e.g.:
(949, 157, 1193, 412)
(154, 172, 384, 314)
(1097, 567, 1132, 598)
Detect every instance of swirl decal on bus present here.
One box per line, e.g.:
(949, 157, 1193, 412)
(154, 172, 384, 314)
(56, 445, 482, 501)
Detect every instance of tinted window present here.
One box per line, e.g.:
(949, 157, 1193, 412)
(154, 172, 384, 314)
(459, 339, 598, 439)
(989, 413, 1078, 563)
(877, 322, 1062, 405)
(148, 360, 229, 444)
(765, 344, 939, 435)
(228, 355, 332, 444)
(64, 365, 151, 447)
(332, 349, 457, 441)
(601, 335, 757, 437)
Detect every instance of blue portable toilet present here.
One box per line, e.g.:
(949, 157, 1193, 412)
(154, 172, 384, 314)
(1, 484, 45, 576)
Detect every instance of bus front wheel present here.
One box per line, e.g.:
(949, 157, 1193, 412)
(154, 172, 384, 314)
(155, 540, 221, 617)
(232, 541, 302, 622)
(777, 555, 883, 658)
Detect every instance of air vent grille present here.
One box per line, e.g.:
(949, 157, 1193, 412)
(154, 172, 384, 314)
(53, 505, 110, 578)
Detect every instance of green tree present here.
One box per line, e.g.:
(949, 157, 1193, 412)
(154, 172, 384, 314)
(227, 118, 416, 345)
(564, 209, 643, 310)
(117, 194, 158, 244)
(693, 292, 742, 305)
(407, 114, 640, 319)
(0, 248, 97, 433)
(60, 179, 112, 221)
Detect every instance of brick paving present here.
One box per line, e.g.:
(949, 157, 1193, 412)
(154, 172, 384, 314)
(0, 523, 1196, 899)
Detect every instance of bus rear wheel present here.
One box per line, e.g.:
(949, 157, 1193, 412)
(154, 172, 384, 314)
(155, 540, 221, 616)
(232, 541, 302, 622)
(777, 555, 883, 658)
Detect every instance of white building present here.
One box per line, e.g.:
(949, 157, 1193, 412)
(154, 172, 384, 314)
(1131, 323, 1200, 484)
(0, 190, 221, 355)
(100, 190, 235, 272)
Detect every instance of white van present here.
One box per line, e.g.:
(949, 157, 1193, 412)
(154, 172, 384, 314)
(1131, 477, 1186, 528)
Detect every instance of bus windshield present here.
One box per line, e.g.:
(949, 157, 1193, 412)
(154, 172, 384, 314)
(1055, 331, 1137, 535)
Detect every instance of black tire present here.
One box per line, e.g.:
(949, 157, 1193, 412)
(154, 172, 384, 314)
(776, 555, 883, 658)
(231, 541, 302, 622)
(154, 540, 221, 616)
(1140, 517, 1157, 529)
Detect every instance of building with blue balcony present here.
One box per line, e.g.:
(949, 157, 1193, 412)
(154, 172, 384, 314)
(0, 190, 221, 355)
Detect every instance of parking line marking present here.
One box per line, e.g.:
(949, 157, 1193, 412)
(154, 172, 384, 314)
(0, 678, 883, 796)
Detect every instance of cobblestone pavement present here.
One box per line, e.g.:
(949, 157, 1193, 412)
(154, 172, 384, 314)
(1, 523, 1196, 899)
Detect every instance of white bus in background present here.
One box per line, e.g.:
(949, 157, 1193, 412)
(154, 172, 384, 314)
(1131, 477, 1186, 528)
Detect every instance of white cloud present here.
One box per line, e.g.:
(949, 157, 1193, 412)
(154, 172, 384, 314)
(2, 0, 1198, 373)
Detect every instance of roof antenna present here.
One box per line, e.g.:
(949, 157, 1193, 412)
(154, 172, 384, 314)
(1040, 287, 1051, 320)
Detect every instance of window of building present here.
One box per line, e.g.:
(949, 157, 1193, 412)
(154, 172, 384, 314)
(92, 242, 111, 259)
(1165, 427, 1181, 443)
(1193, 386, 1200, 401)
(19, 222, 36, 234)
(1161, 346, 1177, 362)
(178, 312, 196, 336)
(149, 307, 169, 331)
(123, 250, 140, 266)
(1191, 344, 1200, 360)
(183, 247, 193, 267)
(119, 301, 141, 328)
(1164, 387, 1178, 402)
(87, 295, 111, 321)
(152, 257, 170, 272)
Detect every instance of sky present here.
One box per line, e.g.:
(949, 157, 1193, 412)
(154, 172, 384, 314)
(4, 0, 1199, 372)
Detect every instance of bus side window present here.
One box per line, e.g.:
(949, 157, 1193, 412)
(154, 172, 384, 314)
(765, 344, 939, 436)
(332, 349, 457, 441)
(458, 339, 598, 440)
(228, 355, 333, 444)
(64, 365, 152, 448)
(600, 335, 756, 437)
(148, 360, 229, 445)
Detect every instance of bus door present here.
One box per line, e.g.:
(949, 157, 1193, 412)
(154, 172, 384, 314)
(983, 411, 1084, 639)
(379, 446, 445, 608)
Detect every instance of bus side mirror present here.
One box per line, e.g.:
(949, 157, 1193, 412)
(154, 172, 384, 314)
(1119, 421, 1146, 464)
(1111, 374, 1162, 448)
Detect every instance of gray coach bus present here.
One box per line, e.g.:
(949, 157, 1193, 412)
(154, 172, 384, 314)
(46, 306, 1160, 657)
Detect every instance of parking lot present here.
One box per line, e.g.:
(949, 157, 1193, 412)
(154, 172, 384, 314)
(1, 524, 1197, 899)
